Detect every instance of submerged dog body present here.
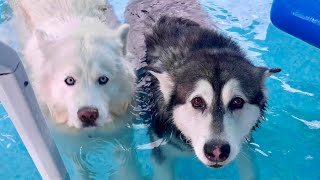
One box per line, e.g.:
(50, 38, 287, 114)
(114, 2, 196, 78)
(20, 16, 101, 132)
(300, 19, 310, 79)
(145, 16, 280, 168)
(9, 0, 136, 128)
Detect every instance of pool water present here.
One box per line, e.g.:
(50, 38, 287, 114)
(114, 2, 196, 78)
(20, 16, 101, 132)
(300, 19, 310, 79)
(1, 0, 320, 179)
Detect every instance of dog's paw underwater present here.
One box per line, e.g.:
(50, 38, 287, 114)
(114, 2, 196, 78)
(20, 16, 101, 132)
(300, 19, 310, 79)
(10, 0, 137, 129)
(146, 16, 281, 168)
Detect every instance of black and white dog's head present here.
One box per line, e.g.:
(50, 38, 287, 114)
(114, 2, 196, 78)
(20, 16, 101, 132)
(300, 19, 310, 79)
(146, 16, 281, 168)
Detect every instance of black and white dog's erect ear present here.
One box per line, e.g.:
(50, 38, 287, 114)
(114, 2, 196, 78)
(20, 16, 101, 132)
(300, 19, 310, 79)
(264, 68, 282, 78)
(148, 69, 174, 104)
(117, 24, 130, 55)
(257, 67, 281, 79)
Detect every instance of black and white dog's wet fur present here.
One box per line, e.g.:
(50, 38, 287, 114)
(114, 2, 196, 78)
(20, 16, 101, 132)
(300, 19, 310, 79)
(143, 16, 281, 179)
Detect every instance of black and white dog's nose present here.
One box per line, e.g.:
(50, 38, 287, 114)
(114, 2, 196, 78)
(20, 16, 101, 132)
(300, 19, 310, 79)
(204, 141, 230, 163)
(77, 107, 99, 124)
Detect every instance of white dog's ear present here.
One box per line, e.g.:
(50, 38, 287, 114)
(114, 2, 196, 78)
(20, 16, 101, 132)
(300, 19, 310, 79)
(35, 29, 55, 56)
(117, 24, 130, 55)
(149, 70, 174, 104)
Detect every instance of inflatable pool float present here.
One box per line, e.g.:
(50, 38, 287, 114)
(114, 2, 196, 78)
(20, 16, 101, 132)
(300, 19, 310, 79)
(270, 0, 320, 48)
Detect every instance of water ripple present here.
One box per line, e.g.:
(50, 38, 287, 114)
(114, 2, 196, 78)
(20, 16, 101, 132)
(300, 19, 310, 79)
(292, 115, 320, 129)
(271, 76, 314, 96)
(72, 138, 131, 179)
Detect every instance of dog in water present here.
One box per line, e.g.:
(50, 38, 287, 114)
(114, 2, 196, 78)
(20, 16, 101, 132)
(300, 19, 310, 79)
(142, 16, 281, 177)
(9, 0, 136, 129)
(8, 0, 139, 179)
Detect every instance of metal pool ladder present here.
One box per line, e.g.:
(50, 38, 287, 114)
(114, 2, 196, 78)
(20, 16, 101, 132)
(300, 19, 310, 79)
(0, 42, 69, 180)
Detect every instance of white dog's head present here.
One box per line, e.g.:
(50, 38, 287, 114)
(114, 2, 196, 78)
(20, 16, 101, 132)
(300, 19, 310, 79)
(27, 22, 136, 128)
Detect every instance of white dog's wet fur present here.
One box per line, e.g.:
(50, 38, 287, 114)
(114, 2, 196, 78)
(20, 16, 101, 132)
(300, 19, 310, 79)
(9, 0, 136, 129)
(9, 0, 138, 179)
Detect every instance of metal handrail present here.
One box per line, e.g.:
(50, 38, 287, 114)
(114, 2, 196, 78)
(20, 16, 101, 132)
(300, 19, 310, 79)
(0, 42, 69, 180)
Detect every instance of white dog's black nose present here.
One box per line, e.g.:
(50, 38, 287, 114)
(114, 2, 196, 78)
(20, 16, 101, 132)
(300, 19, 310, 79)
(77, 107, 99, 124)
(204, 141, 230, 164)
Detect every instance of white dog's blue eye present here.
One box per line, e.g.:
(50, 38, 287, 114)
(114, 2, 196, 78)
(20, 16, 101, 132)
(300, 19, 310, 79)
(98, 76, 109, 85)
(65, 77, 76, 86)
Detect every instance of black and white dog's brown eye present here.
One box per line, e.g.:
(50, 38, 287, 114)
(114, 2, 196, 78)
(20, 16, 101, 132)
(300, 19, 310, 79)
(191, 97, 206, 109)
(229, 97, 245, 110)
(98, 76, 109, 85)
(65, 77, 76, 86)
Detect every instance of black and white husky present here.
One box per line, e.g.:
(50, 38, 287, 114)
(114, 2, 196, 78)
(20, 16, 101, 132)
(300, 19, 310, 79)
(143, 16, 281, 173)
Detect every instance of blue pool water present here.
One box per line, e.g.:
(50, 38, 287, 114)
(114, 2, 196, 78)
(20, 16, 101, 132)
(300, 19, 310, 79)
(0, 0, 320, 179)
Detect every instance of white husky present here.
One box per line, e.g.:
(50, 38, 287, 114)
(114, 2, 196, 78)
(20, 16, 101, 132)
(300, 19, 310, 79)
(9, 0, 136, 129)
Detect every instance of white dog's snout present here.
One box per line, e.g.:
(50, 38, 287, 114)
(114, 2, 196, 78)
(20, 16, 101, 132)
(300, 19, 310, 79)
(77, 106, 99, 122)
